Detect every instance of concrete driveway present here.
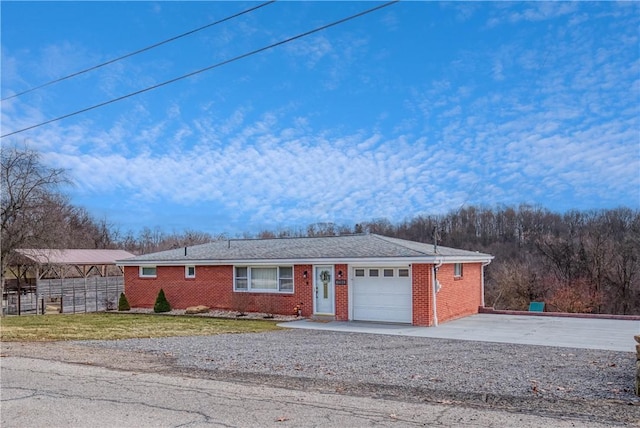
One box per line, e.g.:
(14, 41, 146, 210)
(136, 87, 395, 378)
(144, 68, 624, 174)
(279, 314, 640, 352)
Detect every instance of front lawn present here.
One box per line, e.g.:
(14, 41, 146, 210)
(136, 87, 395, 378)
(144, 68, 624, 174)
(0, 313, 282, 342)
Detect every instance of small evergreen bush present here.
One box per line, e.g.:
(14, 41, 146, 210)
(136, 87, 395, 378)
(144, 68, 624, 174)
(118, 292, 130, 311)
(153, 289, 171, 313)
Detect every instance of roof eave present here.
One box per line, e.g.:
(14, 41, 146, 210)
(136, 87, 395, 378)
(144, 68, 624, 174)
(117, 254, 494, 267)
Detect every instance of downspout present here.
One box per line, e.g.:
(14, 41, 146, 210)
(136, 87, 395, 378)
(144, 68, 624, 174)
(432, 259, 443, 327)
(481, 260, 492, 308)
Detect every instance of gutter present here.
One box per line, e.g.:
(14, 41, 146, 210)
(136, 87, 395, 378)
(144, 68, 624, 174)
(115, 255, 494, 267)
(432, 259, 443, 327)
(480, 260, 492, 308)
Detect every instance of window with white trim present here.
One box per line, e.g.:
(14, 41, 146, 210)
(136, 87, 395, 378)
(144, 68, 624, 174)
(140, 266, 157, 278)
(398, 268, 409, 277)
(454, 263, 463, 278)
(355, 269, 365, 277)
(235, 267, 248, 290)
(234, 266, 294, 293)
(185, 265, 196, 278)
(279, 266, 293, 291)
(383, 269, 394, 277)
(369, 269, 379, 277)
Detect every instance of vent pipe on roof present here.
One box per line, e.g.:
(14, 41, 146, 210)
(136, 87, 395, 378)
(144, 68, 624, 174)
(433, 226, 439, 254)
(184, 247, 187, 257)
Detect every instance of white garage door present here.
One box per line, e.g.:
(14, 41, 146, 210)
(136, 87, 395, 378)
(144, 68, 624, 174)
(352, 267, 412, 323)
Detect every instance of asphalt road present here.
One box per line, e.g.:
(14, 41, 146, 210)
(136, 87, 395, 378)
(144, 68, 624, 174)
(0, 356, 623, 428)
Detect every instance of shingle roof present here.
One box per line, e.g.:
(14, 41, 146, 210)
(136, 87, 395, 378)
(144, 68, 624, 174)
(17, 249, 136, 265)
(117, 234, 492, 265)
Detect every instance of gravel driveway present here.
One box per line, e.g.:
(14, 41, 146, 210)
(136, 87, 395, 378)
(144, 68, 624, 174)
(5, 327, 639, 425)
(73, 328, 640, 425)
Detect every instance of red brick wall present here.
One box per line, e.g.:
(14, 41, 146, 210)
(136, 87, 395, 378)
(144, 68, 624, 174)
(412, 263, 434, 326)
(124, 264, 313, 317)
(124, 265, 233, 310)
(335, 263, 349, 321)
(435, 263, 483, 323)
(293, 265, 313, 317)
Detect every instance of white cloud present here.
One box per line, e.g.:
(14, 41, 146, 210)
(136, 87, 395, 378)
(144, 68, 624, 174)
(39, 42, 94, 80)
(285, 35, 333, 69)
(508, 2, 578, 24)
(492, 60, 505, 81)
(38, 110, 485, 227)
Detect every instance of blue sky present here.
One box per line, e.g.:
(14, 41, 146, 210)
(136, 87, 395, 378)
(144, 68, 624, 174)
(2, 1, 639, 236)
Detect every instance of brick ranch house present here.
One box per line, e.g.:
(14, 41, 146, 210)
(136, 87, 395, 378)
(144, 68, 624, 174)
(117, 234, 493, 326)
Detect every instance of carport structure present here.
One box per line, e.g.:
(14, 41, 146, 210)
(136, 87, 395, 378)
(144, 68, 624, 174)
(4, 249, 134, 315)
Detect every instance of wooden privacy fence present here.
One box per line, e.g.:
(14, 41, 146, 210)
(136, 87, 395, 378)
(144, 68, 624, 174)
(34, 276, 124, 314)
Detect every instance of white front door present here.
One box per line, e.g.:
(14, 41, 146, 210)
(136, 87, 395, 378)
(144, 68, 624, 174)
(314, 266, 334, 314)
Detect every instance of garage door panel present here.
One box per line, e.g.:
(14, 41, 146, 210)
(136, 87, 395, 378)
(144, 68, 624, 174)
(354, 292, 410, 306)
(353, 296, 410, 309)
(352, 267, 412, 323)
(352, 306, 410, 323)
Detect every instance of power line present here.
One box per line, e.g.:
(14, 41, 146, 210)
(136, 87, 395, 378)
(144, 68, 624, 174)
(1, 1, 398, 139)
(1, 1, 276, 102)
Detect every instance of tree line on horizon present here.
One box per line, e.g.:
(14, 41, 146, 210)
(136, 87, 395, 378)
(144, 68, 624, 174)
(3, 146, 639, 315)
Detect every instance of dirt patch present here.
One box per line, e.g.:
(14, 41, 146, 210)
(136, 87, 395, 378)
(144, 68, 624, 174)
(1, 341, 173, 373)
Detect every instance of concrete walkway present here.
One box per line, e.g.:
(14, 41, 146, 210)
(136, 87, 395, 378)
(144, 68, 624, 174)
(279, 314, 640, 352)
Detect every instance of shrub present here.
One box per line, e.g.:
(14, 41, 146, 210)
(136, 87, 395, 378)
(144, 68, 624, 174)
(153, 289, 171, 313)
(118, 293, 130, 311)
(232, 291, 250, 316)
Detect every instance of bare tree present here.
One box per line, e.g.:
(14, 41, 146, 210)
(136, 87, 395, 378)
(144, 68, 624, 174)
(306, 222, 338, 237)
(601, 208, 640, 314)
(547, 276, 604, 313)
(487, 256, 547, 310)
(257, 230, 276, 239)
(138, 226, 165, 254)
(1, 146, 69, 275)
(1, 145, 71, 314)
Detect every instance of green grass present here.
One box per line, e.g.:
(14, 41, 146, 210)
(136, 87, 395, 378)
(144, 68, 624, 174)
(0, 313, 282, 342)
